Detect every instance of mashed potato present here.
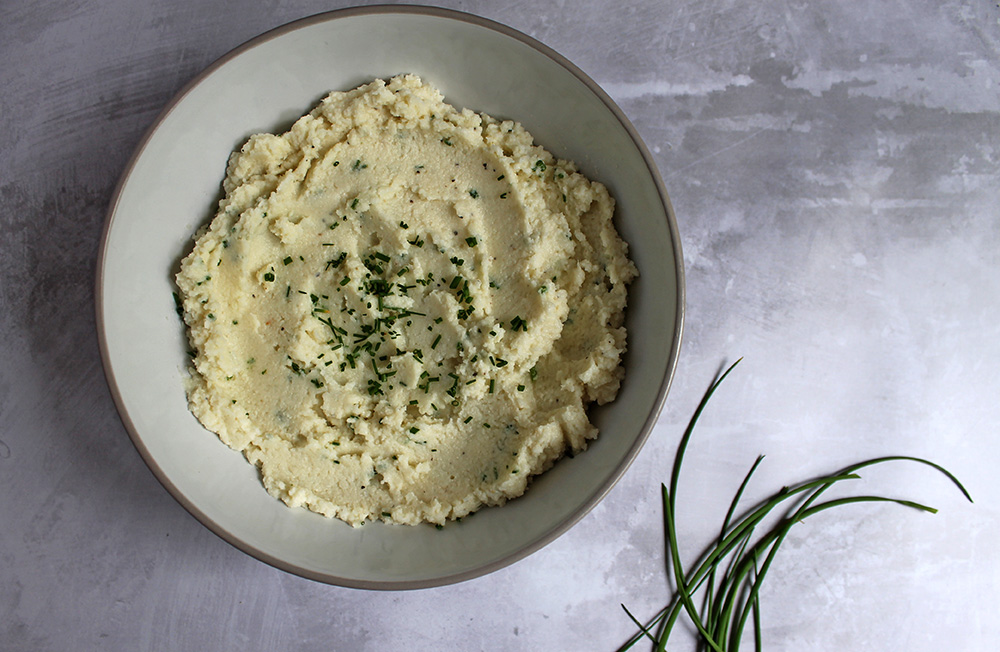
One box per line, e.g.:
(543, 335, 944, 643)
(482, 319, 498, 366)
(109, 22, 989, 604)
(176, 75, 636, 526)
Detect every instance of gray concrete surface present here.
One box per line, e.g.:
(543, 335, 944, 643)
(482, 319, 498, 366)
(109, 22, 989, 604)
(2, 1, 998, 650)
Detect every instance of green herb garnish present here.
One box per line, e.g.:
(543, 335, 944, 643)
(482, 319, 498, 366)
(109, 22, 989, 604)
(619, 359, 972, 652)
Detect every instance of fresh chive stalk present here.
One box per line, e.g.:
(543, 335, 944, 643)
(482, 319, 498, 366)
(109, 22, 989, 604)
(619, 358, 972, 652)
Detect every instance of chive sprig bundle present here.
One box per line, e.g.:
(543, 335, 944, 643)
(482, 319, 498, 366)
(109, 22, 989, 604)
(620, 359, 972, 651)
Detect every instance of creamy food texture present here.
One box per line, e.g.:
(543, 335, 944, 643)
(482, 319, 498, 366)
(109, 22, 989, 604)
(176, 75, 637, 526)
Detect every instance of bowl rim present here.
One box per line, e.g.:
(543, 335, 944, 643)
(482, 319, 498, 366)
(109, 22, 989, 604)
(95, 3, 685, 590)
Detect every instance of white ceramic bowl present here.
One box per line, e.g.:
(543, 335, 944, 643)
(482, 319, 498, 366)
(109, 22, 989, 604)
(97, 6, 683, 589)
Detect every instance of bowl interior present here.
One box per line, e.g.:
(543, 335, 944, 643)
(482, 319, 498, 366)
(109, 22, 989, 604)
(98, 7, 682, 588)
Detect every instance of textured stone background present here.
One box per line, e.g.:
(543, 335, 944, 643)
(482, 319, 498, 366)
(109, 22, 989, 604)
(2, 1, 998, 650)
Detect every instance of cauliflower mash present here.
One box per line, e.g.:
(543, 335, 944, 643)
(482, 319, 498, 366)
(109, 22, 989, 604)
(176, 75, 636, 526)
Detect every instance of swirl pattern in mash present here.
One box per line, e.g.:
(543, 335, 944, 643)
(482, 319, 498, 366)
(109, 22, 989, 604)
(176, 75, 636, 526)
